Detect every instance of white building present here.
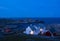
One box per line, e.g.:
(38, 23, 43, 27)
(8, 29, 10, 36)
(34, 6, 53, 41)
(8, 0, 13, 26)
(23, 24, 47, 35)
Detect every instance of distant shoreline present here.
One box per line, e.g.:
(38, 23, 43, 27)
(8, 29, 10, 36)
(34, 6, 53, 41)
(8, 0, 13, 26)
(0, 18, 60, 24)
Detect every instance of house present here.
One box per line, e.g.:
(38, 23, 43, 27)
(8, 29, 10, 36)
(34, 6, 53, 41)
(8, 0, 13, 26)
(23, 24, 47, 35)
(23, 26, 32, 34)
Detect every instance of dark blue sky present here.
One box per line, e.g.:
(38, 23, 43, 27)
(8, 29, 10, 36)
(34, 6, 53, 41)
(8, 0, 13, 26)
(0, 0, 60, 18)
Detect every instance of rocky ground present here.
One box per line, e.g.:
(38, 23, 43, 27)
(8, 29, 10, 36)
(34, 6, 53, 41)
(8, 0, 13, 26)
(0, 34, 60, 41)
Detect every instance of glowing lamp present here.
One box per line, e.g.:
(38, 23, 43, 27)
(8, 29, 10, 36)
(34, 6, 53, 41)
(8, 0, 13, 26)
(30, 31, 34, 35)
(40, 28, 43, 32)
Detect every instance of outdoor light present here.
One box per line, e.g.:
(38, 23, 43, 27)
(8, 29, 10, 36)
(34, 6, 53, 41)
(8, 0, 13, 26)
(30, 31, 34, 35)
(40, 28, 43, 32)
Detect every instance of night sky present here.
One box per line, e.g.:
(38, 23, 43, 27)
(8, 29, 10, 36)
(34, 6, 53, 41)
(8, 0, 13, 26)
(0, 0, 60, 18)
